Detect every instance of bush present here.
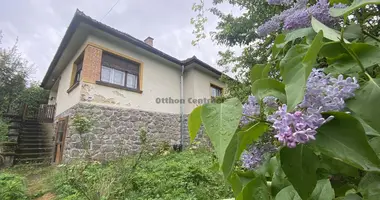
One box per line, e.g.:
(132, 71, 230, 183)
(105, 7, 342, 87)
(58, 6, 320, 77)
(54, 150, 232, 200)
(0, 173, 28, 200)
(0, 118, 8, 142)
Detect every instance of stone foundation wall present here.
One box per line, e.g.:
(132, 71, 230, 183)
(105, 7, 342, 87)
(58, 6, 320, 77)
(56, 103, 207, 162)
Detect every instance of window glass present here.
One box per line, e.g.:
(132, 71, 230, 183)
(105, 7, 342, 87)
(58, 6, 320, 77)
(211, 86, 222, 97)
(113, 69, 125, 86)
(101, 66, 112, 82)
(101, 53, 140, 90)
(126, 73, 138, 89)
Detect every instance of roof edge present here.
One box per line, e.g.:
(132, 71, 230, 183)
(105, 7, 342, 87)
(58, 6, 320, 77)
(41, 9, 225, 88)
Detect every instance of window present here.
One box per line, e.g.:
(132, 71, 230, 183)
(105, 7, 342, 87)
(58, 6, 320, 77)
(74, 62, 82, 84)
(211, 85, 222, 98)
(100, 52, 140, 90)
(70, 53, 83, 88)
(101, 66, 125, 86)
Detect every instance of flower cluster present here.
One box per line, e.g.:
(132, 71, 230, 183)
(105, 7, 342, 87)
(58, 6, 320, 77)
(267, 0, 293, 6)
(241, 95, 261, 125)
(257, 0, 346, 36)
(241, 134, 278, 169)
(241, 96, 278, 125)
(268, 69, 359, 147)
(267, 105, 329, 148)
(299, 69, 359, 112)
(241, 69, 359, 149)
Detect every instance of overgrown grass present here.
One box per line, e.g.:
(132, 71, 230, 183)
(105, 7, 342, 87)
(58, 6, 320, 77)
(1, 164, 56, 199)
(54, 149, 231, 200)
(1, 149, 232, 200)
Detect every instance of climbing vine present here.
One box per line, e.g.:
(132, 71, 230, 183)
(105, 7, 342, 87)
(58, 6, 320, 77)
(189, 0, 380, 199)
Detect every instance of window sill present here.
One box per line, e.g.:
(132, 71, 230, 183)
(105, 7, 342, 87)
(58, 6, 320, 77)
(95, 81, 142, 94)
(67, 82, 79, 93)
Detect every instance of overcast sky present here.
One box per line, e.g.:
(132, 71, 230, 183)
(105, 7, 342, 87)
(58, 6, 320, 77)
(0, 0, 242, 82)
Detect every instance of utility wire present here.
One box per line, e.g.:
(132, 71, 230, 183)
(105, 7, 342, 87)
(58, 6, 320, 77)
(100, 0, 121, 22)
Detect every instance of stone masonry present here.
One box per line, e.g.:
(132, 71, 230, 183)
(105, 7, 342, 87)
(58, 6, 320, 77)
(56, 103, 206, 162)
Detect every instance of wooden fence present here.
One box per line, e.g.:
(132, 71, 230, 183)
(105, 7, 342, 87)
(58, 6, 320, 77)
(4, 103, 55, 123)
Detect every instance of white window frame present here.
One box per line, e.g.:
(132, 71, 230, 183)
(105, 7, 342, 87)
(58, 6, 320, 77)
(126, 73, 138, 89)
(101, 66, 126, 86)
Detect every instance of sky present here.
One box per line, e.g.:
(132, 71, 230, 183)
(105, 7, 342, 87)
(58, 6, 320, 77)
(0, 0, 243, 82)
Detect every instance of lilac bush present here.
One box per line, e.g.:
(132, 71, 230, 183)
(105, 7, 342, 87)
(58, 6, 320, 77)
(241, 134, 278, 169)
(257, 0, 345, 36)
(242, 69, 359, 149)
(241, 95, 260, 125)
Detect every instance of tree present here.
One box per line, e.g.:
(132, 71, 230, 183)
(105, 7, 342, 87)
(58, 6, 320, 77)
(188, 0, 380, 199)
(191, 0, 285, 101)
(0, 33, 30, 113)
(192, 0, 380, 101)
(14, 82, 49, 112)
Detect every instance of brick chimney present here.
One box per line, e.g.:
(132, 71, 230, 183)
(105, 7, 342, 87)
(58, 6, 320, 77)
(144, 37, 154, 47)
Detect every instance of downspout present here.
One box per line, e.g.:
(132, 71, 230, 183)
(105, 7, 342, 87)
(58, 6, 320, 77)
(180, 65, 185, 149)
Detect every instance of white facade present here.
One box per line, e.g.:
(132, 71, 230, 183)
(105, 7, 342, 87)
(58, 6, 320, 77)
(50, 32, 225, 116)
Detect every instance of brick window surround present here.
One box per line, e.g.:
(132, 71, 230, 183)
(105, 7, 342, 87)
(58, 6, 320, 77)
(69, 43, 144, 93)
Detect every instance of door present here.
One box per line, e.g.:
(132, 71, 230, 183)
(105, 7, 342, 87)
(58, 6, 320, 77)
(53, 117, 68, 164)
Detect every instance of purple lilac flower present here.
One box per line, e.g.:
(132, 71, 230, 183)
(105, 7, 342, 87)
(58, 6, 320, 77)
(299, 69, 359, 112)
(241, 95, 260, 125)
(263, 96, 278, 108)
(257, 0, 343, 36)
(308, 0, 338, 27)
(267, 0, 293, 6)
(257, 16, 281, 37)
(267, 69, 359, 148)
(241, 134, 278, 169)
(333, 3, 347, 8)
(267, 105, 327, 148)
(283, 9, 311, 30)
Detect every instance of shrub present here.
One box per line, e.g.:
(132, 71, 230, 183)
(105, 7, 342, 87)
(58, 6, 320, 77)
(0, 173, 28, 200)
(0, 118, 8, 142)
(53, 150, 232, 200)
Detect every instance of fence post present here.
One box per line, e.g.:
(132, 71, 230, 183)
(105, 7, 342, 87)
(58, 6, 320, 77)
(22, 104, 28, 121)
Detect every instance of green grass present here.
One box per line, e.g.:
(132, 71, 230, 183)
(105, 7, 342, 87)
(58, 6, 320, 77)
(1, 149, 232, 200)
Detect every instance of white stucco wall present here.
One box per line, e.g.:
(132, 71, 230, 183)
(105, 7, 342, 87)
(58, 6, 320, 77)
(53, 33, 225, 116)
(184, 68, 225, 114)
(80, 35, 182, 114)
(48, 90, 57, 105)
(54, 43, 87, 116)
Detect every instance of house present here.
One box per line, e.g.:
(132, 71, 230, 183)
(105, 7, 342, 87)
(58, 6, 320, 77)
(41, 10, 225, 163)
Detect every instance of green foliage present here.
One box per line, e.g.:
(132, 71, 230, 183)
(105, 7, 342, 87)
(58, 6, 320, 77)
(54, 150, 231, 200)
(0, 36, 29, 114)
(188, 105, 202, 143)
(311, 17, 345, 42)
(72, 115, 92, 134)
(280, 145, 319, 200)
(330, 0, 380, 17)
(0, 173, 28, 200)
(188, 1, 380, 199)
(280, 31, 324, 111)
(275, 179, 335, 200)
(347, 77, 380, 133)
(358, 172, 380, 199)
(312, 112, 380, 172)
(13, 82, 49, 112)
(320, 42, 380, 75)
(276, 28, 316, 49)
(252, 78, 286, 103)
(200, 98, 242, 177)
(0, 118, 8, 142)
(236, 177, 270, 200)
(250, 64, 270, 83)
